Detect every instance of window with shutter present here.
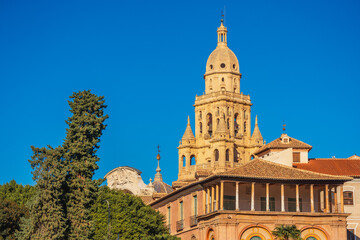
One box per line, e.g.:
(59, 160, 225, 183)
(293, 152, 300, 162)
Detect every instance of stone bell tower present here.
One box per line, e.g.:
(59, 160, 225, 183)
(174, 20, 264, 187)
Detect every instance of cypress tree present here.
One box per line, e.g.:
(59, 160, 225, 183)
(17, 146, 68, 240)
(64, 90, 108, 239)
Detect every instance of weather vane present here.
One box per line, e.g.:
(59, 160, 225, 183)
(157, 144, 160, 153)
(282, 121, 286, 132)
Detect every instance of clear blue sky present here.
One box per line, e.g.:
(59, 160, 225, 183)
(1, 0, 359, 186)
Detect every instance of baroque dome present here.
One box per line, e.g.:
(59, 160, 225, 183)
(205, 46, 239, 75)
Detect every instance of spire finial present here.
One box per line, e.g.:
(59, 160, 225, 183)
(255, 115, 258, 125)
(155, 145, 162, 181)
(187, 115, 190, 125)
(217, 11, 228, 46)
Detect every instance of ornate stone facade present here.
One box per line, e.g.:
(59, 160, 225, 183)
(105, 166, 155, 196)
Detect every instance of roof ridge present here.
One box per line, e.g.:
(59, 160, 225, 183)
(254, 158, 350, 179)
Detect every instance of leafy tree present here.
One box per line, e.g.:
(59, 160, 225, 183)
(0, 198, 28, 240)
(272, 225, 302, 240)
(64, 90, 108, 239)
(16, 146, 68, 240)
(0, 180, 36, 206)
(91, 187, 177, 240)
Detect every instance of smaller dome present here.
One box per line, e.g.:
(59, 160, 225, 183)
(153, 180, 173, 194)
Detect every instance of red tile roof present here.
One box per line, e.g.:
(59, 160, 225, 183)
(294, 158, 360, 177)
(254, 134, 312, 155)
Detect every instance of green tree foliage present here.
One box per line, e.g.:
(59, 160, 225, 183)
(0, 180, 35, 206)
(16, 146, 68, 240)
(91, 187, 178, 240)
(142, 234, 180, 240)
(16, 90, 108, 239)
(0, 180, 35, 239)
(63, 90, 108, 239)
(272, 225, 302, 240)
(0, 198, 28, 240)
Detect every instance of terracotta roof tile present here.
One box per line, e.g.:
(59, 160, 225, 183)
(215, 158, 351, 181)
(294, 159, 360, 177)
(255, 134, 312, 155)
(139, 195, 154, 204)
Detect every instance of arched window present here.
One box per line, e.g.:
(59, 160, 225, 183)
(234, 148, 239, 162)
(200, 122, 203, 133)
(217, 118, 220, 127)
(234, 113, 239, 136)
(244, 121, 247, 132)
(182, 156, 186, 167)
(190, 155, 196, 165)
(344, 191, 354, 205)
(217, 107, 220, 115)
(199, 111, 202, 119)
(227, 118, 230, 129)
(226, 149, 230, 162)
(214, 149, 219, 162)
(207, 113, 213, 137)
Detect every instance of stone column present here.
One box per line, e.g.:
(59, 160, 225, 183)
(281, 184, 285, 212)
(340, 185, 344, 213)
(211, 186, 215, 212)
(334, 186, 338, 213)
(266, 183, 270, 211)
(251, 182, 255, 211)
(235, 182, 239, 210)
(219, 144, 226, 168)
(220, 181, 224, 210)
(310, 184, 314, 213)
(325, 184, 329, 213)
(296, 184, 300, 212)
(216, 184, 219, 211)
(203, 189, 206, 214)
(207, 188, 210, 213)
(186, 153, 191, 172)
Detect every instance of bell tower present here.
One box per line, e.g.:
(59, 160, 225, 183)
(174, 20, 264, 188)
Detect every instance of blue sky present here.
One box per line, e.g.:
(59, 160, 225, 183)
(1, 0, 359, 186)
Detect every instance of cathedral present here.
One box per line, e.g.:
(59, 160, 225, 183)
(106, 19, 360, 240)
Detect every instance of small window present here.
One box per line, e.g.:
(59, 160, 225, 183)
(233, 64, 236, 69)
(222, 78, 224, 82)
(220, 63, 225, 68)
(344, 191, 353, 205)
(226, 149, 230, 162)
(167, 206, 171, 225)
(200, 122, 202, 133)
(193, 195, 198, 216)
(180, 201, 183, 220)
(214, 149, 219, 161)
(210, 64, 213, 69)
(293, 152, 300, 163)
(190, 155, 196, 165)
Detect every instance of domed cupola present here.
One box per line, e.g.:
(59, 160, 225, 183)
(204, 19, 242, 94)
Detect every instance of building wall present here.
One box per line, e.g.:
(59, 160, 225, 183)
(154, 183, 347, 240)
(344, 178, 360, 240)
